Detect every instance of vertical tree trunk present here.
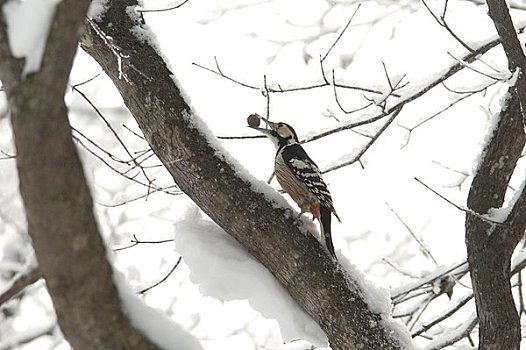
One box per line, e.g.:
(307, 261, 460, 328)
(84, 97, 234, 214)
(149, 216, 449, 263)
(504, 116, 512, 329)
(0, 1, 159, 348)
(466, 88, 526, 349)
(467, 1, 526, 348)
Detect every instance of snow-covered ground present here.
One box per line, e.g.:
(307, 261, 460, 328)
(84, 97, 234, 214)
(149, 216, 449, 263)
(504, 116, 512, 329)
(1, 0, 526, 349)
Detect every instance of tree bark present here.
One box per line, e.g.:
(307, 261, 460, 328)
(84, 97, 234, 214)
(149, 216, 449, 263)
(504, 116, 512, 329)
(466, 87, 526, 349)
(0, 1, 159, 349)
(80, 1, 409, 349)
(466, 2, 526, 349)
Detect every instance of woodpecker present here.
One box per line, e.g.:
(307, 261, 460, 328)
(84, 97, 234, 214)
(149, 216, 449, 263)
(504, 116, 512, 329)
(249, 115, 340, 258)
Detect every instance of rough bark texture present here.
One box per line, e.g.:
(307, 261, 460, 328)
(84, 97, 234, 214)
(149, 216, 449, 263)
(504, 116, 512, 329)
(466, 2, 526, 349)
(466, 89, 526, 350)
(80, 2, 408, 349)
(0, 1, 159, 349)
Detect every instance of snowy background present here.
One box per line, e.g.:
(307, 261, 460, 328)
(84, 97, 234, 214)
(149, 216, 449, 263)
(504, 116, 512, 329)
(1, 0, 526, 349)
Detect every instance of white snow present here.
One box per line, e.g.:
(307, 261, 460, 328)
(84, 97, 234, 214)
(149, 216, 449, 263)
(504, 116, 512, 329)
(391, 261, 468, 299)
(338, 255, 415, 349)
(112, 265, 204, 350)
(4, 0, 526, 349)
(87, 0, 108, 20)
(486, 179, 526, 225)
(125, 10, 296, 218)
(173, 206, 328, 347)
(423, 312, 477, 350)
(2, 0, 61, 77)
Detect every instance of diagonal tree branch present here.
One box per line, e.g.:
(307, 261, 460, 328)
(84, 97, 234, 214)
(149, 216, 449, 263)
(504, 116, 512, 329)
(80, 1, 410, 349)
(0, 267, 41, 306)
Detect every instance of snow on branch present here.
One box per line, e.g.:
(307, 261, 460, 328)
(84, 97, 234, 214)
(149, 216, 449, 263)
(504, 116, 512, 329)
(80, 2, 412, 349)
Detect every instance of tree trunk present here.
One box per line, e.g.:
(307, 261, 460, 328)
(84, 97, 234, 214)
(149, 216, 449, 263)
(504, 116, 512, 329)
(0, 1, 159, 348)
(466, 1, 526, 348)
(466, 88, 526, 350)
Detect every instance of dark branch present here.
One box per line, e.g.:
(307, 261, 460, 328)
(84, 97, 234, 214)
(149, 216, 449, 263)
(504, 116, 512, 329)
(0, 268, 42, 306)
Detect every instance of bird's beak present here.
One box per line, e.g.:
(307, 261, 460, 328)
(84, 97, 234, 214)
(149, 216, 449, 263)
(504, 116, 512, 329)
(248, 114, 277, 136)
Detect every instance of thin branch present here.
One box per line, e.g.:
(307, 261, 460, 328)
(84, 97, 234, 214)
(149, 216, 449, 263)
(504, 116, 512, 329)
(99, 185, 181, 208)
(73, 133, 178, 194)
(217, 135, 265, 140)
(382, 258, 423, 279)
(431, 160, 471, 190)
(421, 0, 474, 52)
(114, 234, 175, 251)
(407, 295, 434, 330)
(71, 70, 103, 89)
(137, 0, 190, 13)
(263, 74, 270, 118)
(192, 60, 388, 95)
(0, 267, 42, 306)
(446, 52, 504, 81)
(0, 149, 15, 160)
(415, 177, 507, 225)
(73, 87, 154, 188)
(386, 203, 438, 266)
(392, 260, 468, 301)
(412, 292, 473, 337)
(332, 69, 373, 114)
(302, 21, 526, 144)
(322, 4, 361, 62)
(322, 106, 403, 173)
(138, 257, 182, 294)
(424, 313, 478, 350)
(398, 85, 491, 149)
(122, 124, 146, 141)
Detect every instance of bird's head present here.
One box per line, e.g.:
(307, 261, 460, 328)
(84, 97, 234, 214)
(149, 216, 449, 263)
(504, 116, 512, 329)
(248, 114, 298, 148)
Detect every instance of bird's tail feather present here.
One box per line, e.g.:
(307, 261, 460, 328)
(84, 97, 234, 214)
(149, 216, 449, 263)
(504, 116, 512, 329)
(320, 205, 336, 258)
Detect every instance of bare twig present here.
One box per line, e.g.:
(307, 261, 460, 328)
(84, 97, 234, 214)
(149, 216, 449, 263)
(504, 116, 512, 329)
(302, 21, 526, 144)
(415, 177, 507, 225)
(446, 52, 504, 81)
(73, 87, 154, 189)
(392, 260, 468, 301)
(407, 295, 433, 330)
(332, 69, 373, 114)
(217, 135, 265, 140)
(0, 267, 42, 306)
(431, 160, 471, 190)
(386, 203, 438, 266)
(422, 0, 473, 52)
(73, 133, 178, 195)
(114, 234, 175, 251)
(137, 0, 190, 13)
(322, 106, 403, 173)
(412, 292, 473, 337)
(322, 4, 361, 62)
(382, 258, 423, 279)
(424, 313, 478, 350)
(71, 70, 103, 89)
(138, 257, 182, 294)
(0, 149, 15, 160)
(99, 184, 181, 208)
(192, 60, 388, 96)
(122, 124, 146, 141)
(263, 74, 270, 118)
